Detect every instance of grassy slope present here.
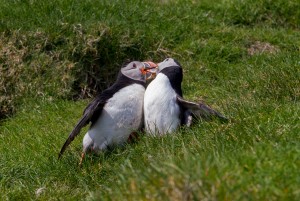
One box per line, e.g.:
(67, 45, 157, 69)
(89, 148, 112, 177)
(1, 0, 300, 200)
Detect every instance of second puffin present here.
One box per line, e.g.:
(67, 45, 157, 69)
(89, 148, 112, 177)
(144, 58, 227, 135)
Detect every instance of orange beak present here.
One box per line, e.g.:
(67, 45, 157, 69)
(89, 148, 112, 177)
(141, 61, 158, 79)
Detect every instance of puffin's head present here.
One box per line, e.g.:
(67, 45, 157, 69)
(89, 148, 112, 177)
(121, 61, 158, 82)
(157, 58, 182, 72)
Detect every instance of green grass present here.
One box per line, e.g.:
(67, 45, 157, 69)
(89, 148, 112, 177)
(1, 0, 300, 200)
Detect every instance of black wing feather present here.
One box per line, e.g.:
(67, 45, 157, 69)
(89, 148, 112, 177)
(58, 97, 105, 158)
(176, 96, 228, 123)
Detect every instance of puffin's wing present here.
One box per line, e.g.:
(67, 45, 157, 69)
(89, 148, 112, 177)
(176, 96, 228, 123)
(58, 97, 105, 158)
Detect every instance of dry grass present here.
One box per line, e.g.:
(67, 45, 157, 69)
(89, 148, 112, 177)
(247, 41, 280, 55)
(0, 25, 162, 118)
(0, 31, 75, 119)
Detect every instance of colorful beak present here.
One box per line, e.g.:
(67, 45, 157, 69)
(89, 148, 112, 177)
(142, 61, 158, 79)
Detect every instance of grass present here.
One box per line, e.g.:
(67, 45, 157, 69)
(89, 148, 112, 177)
(1, 0, 300, 200)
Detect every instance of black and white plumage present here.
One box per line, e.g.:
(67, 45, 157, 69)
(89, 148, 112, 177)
(144, 58, 227, 135)
(59, 61, 157, 161)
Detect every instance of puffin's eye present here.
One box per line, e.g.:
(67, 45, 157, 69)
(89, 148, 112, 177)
(132, 63, 137, 69)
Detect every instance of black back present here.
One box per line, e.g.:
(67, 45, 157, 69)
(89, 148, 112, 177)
(89, 72, 145, 125)
(159, 62, 184, 124)
(160, 66, 183, 97)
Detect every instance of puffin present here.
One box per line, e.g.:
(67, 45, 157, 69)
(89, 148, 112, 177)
(59, 61, 157, 163)
(144, 58, 227, 135)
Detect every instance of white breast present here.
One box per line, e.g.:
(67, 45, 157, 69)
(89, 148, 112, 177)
(144, 73, 181, 135)
(83, 84, 145, 152)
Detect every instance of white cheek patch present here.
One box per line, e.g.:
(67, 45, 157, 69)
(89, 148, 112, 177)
(122, 69, 145, 82)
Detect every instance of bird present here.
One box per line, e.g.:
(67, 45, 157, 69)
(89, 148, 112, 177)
(58, 61, 157, 164)
(143, 58, 227, 135)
